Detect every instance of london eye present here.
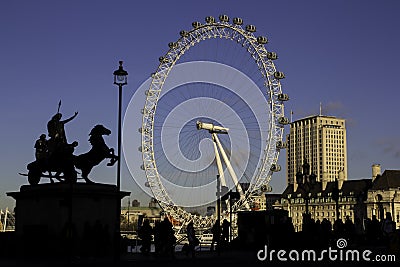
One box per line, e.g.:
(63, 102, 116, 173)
(138, 15, 289, 233)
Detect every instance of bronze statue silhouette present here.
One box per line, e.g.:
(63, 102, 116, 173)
(34, 134, 48, 161)
(21, 104, 118, 185)
(26, 138, 78, 185)
(74, 124, 118, 183)
(45, 100, 78, 155)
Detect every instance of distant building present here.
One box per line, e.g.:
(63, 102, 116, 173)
(121, 199, 162, 231)
(265, 194, 281, 211)
(131, 199, 140, 207)
(250, 194, 266, 210)
(148, 197, 158, 208)
(286, 115, 347, 185)
(276, 163, 400, 232)
(365, 167, 400, 229)
(207, 206, 215, 216)
(275, 178, 371, 232)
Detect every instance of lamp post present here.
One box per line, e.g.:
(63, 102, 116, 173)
(113, 60, 128, 260)
(216, 174, 221, 256)
(113, 61, 128, 190)
(295, 161, 317, 226)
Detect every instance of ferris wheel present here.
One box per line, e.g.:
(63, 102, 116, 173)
(140, 15, 289, 230)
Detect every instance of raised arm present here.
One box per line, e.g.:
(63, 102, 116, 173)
(61, 111, 78, 124)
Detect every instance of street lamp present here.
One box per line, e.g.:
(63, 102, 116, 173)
(295, 161, 317, 222)
(215, 174, 222, 256)
(113, 60, 128, 260)
(113, 60, 128, 190)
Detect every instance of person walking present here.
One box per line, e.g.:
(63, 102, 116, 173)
(210, 220, 220, 252)
(186, 221, 198, 258)
(221, 219, 231, 245)
(138, 219, 153, 255)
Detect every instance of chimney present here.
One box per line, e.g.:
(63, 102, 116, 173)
(338, 169, 344, 190)
(322, 172, 328, 191)
(372, 164, 381, 182)
(294, 180, 298, 192)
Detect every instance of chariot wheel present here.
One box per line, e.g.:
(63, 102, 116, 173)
(28, 169, 41, 185)
(139, 15, 289, 232)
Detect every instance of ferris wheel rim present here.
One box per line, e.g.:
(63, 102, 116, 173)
(141, 15, 287, 228)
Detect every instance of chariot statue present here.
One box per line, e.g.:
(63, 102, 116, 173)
(21, 102, 118, 185)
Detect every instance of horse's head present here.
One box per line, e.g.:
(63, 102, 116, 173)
(89, 124, 111, 136)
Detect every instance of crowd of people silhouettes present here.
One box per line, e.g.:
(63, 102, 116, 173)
(125, 211, 399, 259)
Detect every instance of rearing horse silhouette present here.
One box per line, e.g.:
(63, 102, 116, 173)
(74, 124, 118, 183)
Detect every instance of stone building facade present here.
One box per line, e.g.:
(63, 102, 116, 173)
(365, 168, 400, 229)
(275, 179, 371, 232)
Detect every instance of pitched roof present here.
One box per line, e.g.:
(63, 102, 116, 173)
(281, 179, 372, 199)
(371, 170, 400, 190)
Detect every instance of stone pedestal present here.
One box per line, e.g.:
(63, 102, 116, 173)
(7, 183, 129, 259)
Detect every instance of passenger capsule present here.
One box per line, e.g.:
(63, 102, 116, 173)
(192, 21, 201, 29)
(233, 17, 243, 25)
(138, 146, 142, 152)
(159, 56, 168, 63)
(278, 117, 290, 125)
(276, 141, 283, 149)
(274, 71, 285, 79)
(138, 128, 143, 133)
(180, 30, 189, 37)
(219, 14, 229, 22)
(245, 25, 256, 32)
(257, 36, 268, 44)
(140, 164, 145, 170)
(168, 42, 178, 49)
(270, 164, 281, 172)
(267, 52, 278, 60)
(276, 141, 287, 149)
(278, 93, 289, 101)
(261, 185, 272, 192)
(205, 16, 215, 23)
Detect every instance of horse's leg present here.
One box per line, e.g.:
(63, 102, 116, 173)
(82, 168, 94, 184)
(54, 171, 63, 182)
(106, 148, 118, 166)
(48, 171, 54, 183)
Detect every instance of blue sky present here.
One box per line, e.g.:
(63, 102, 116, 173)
(1, 0, 400, 210)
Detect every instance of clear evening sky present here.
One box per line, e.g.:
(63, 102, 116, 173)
(1, 0, 399, 209)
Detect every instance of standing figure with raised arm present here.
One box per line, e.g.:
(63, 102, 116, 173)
(47, 111, 78, 145)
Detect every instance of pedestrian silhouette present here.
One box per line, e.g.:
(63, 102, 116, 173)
(368, 215, 382, 244)
(382, 212, 396, 250)
(333, 218, 345, 239)
(153, 221, 161, 256)
(221, 219, 231, 250)
(157, 217, 176, 258)
(138, 219, 153, 255)
(382, 212, 396, 237)
(320, 218, 332, 246)
(186, 221, 198, 258)
(210, 220, 220, 252)
(344, 216, 355, 243)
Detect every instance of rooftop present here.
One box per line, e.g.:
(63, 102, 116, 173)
(371, 170, 400, 190)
